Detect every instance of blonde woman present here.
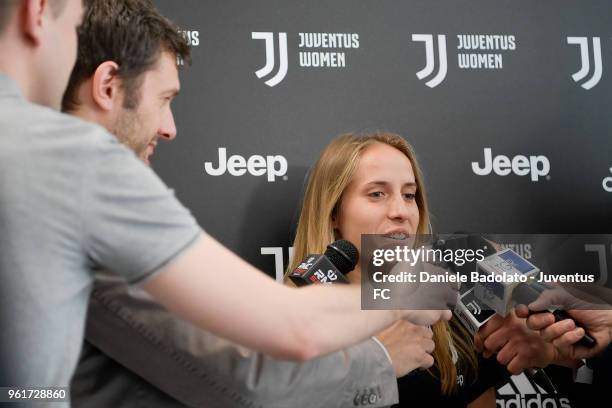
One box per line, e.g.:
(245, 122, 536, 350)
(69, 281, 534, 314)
(286, 132, 508, 407)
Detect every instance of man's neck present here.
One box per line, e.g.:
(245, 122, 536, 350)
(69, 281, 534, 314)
(0, 30, 60, 109)
(69, 105, 113, 134)
(0, 36, 37, 101)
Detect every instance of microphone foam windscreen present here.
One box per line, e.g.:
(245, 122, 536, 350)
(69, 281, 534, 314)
(325, 240, 359, 274)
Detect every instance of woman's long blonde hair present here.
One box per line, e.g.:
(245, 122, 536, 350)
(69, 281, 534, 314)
(285, 132, 477, 394)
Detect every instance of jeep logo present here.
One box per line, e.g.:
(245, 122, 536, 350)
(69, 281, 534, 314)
(204, 148, 288, 182)
(472, 148, 550, 182)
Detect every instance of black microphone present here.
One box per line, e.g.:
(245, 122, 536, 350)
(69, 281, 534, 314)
(288, 240, 359, 287)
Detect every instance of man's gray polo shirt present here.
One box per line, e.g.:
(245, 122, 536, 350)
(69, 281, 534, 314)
(0, 74, 201, 394)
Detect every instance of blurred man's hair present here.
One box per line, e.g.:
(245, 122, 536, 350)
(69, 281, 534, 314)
(0, 0, 68, 34)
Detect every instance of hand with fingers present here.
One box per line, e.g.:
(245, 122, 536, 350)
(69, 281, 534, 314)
(517, 306, 612, 363)
(474, 310, 558, 374)
(376, 320, 436, 377)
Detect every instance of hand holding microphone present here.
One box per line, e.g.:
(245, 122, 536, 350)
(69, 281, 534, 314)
(289, 239, 448, 379)
(291, 239, 453, 327)
(516, 299, 612, 362)
(513, 283, 599, 349)
(471, 247, 598, 349)
(473, 310, 560, 373)
(375, 321, 436, 377)
(460, 245, 606, 383)
(454, 286, 559, 392)
(452, 246, 567, 390)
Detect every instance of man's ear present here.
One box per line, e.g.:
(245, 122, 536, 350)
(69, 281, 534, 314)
(21, 0, 47, 45)
(91, 61, 121, 111)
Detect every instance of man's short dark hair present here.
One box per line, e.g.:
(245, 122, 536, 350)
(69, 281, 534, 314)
(0, 0, 68, 34)
(62, 0, 191, 112)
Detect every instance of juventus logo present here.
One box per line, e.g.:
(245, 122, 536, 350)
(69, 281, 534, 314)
(567, 36, 603, 90)
(603, 167, 612, 193)
(466, 301, 482, 315)
(252, 32, 288, 87)
(412, 34, 448, 88)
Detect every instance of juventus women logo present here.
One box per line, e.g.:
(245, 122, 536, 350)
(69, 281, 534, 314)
(412, 34, 448, 88)
(252, 32, 288, 87)
(567, 36, 603, 90)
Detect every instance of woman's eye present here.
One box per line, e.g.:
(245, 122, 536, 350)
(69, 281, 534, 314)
(404, 193, 416, 200)
(368, 191, 384, 198)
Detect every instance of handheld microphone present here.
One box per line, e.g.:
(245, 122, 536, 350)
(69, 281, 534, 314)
(512, 284, 597, 349)
(288, 240, 358, 286)
(454, 288, 559, 394)
(445, 235, 595, 392)
(471, 248, 596, 348)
